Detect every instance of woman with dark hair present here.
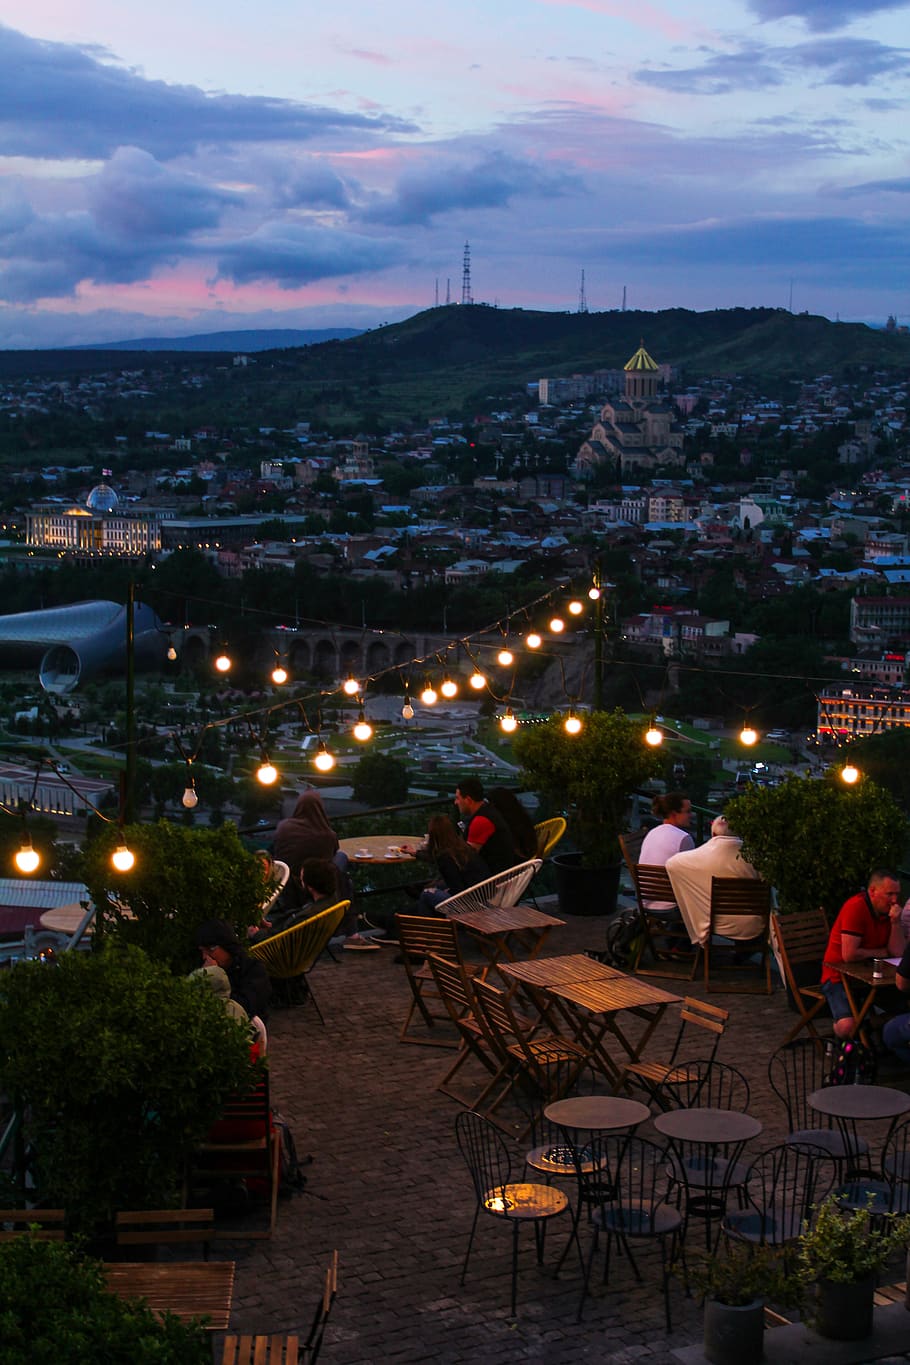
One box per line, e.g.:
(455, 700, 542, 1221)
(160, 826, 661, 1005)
(640, 791, 694, 866)
(487, 787, 538, 862)
(402, 815, 489, 915)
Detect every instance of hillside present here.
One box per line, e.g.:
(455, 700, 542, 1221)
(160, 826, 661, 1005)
(69, 327, 363, 353)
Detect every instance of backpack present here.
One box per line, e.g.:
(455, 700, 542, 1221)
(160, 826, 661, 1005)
(823, 1037, 877, 1087)
(271, 1110, 311, 1194)
(601, 911, 644, 969)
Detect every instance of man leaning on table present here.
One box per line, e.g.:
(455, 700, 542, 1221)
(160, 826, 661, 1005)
(821, 870, 904, 1039)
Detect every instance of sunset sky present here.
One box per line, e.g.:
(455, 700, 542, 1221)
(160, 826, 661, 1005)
(0, 0, 907, 347)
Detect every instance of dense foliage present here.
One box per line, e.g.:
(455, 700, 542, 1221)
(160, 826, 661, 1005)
(352, 751, 409, 806)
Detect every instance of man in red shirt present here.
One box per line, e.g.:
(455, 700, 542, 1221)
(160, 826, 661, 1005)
(821, 870, 904, 1039)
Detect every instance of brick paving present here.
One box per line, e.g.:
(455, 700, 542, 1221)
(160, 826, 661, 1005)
(219, 904, 910, 1364)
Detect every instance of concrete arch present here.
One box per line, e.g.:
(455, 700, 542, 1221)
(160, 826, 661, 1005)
(365, 640, 391, 674)
(288, 640, 311, 673)
(312, 638, 337, 680)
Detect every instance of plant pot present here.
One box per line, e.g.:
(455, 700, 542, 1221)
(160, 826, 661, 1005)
(703, 1297, 765, 1365)
(815, 1273, 875, 1340)
(552, 852, 621, 917)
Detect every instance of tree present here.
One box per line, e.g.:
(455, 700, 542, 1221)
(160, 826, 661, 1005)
(848, 729, 910, 813)
(352, 751, 409, 806)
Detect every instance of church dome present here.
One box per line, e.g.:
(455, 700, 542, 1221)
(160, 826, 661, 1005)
(86, 483, 119, 513)
(625, 343, 659, 372)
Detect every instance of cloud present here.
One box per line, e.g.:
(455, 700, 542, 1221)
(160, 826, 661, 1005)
(214, 224, 409, 287)
(360, 152, 582, 225)
(832, 176, 910, 195)
(746, 0, 910, 34)
(0, 23, 416, 163)
(88, 147, 238, 237)
(636, 35, 909, 92)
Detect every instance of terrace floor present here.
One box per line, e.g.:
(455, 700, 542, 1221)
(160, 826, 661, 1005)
(223, 901, 910, 1364)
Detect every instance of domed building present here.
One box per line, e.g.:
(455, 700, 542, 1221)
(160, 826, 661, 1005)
(26, 482, 161, 559)
(575, 343, 685, 478)
(85, 482, 120, 514)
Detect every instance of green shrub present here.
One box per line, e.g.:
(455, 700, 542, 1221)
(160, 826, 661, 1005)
(0, 1236, 210, 1363)
(0, 945, 256, 1237)
(80, 820, 268, 972)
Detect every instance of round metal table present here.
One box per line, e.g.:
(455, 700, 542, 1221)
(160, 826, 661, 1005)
(653, 1107, 763, 1248)
(544, 1095, 650, 1133)
(808, 1086, 910, 1123)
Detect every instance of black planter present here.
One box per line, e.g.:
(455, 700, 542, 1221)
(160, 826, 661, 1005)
(703, 1297, 765, 1365)
(552, 852, 621, 917)
(815, 1273, 875, 1340)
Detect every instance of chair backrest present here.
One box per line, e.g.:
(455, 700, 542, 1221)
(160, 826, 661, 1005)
(249, 901, 347, 979)
(581, 1134, 675, 1230)
(303, 1249, 340, 1363)
(426, 952, 476, 1023)
(397, 914, 463, 963)
(455, 1110, 512, 1214)
(534, 817, 566, 859)
(261, 859, 291, 915)
(204, 1074, 271, 1146)
(618, 828, 648, 876)
(738, 1141, 835, 1239)
(710, 877, 772, 919)
(436, 859, 542, 916)
(772, 909, 829, 992)
(0, 1209, 65, 1241)
(882, 1117, 910, 1205)
(657, 1058, 750, 1112)
(115, 1207, 214, 1252)
(631, 864, 677, 909)
(768, 1041, 829, 1132)
(661, 997, 729, 1070)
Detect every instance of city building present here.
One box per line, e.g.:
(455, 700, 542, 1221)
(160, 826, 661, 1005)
(26, 484, 162, 558)
(817, 683, 910, 738)
(574, 344, 685, 478)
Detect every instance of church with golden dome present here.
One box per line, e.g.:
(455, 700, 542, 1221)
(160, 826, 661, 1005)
(574, 342, 685, 477)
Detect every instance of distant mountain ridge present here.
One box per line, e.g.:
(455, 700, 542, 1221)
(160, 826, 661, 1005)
(68, 327, 363, 352)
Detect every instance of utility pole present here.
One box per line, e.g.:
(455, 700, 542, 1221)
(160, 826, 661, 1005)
(592, 560, 604, 713)
(124, 578, 136, 824)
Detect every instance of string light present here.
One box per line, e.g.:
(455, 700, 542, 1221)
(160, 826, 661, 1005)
(342, 675, 361, 697)
(271, 661, 289, 686)
(499, 708, 518, 734)
(401, 694, 415, 720)
(313, 740, 336, 772)
(645, 721, 664, 747)
(841, 763, 860, 785)
(440, 674, 458, 699)
(166, 638, 178, 661)
(526, 633, 542, 650)
(497, 648, 514, 668)
(14, 836, 40, 874)
(739, 725, 759, 747)
(469, 668, 486, 690)
(353, 710, 373, 742)
(181, 764, 198, 808)
(549, 616, 565, 634)
(563, 709, 582, 735)
(568, 600, 584, 616)
(588, 586, 601, 601)
(214, 649, 232, 674)
(420, 680, 438, 706)
(256, 755, 279, 785)
(111, 843, 135, 872)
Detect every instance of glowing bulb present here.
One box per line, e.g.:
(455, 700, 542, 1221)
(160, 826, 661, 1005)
(401, 699, 415, 720)
(182, 784, 198, 809)
(497, 649, 514, 668)
(214, 651, 231, 673)
(500, 709, 518, 734)
(588, 586, 601, 601)
(111, 844, 135, 873)
(526, 633, 542, 649)
(166, 643, 177, 661)
(271, 665, 288, 686)
(564, 711, 582, 735)
(257, 760, 279, 785)
(14, 841, 40, 874)
(841, 764, 860, 785)
(740, 726, 758, 747)
(353, 714, 373, 742)
(645, 725, 664, 747)
(549, 616, 565, 633)
(342, 676, 360, 697)
(420, 684, 438, 706)
(441, 676, 458, 698)
(314, 742, 335, 772)
(469, 669, 486, 690)
(568, 600, 584, 616)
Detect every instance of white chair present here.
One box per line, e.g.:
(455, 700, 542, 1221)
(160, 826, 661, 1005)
(261, 860, 290, 915)
(436, 859, 542, 917)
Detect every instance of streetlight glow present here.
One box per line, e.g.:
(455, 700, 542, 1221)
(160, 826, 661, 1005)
(14, 839, 40, 874)
(111, 843, 135, 873)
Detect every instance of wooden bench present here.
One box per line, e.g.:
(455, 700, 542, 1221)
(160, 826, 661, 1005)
(0, 1208, 65, 1241)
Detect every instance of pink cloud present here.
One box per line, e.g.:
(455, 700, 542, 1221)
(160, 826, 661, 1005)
(536, 0, 711, 44)
(337, 47, 395, 67)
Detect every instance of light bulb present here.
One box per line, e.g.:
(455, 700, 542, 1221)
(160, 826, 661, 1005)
(588, 586, 601, 601)
(497, 648, 514, 668)
(401, 699, 415, 720)
(740, 726, 758, 747)
(166, 643, 177, 661)
(526, 633, 542, 649)
(645, 725, 663, 747)
(342, 676, 361, 696)
(182, 783, 198, 809)
(500, 709, 518, 734)
(568, 600, 584, 616)
(564, 711, 582, 735)
(257, 760, 279, 785)
(214, 652, 231, 673)
(469, 670, 486, 690)
(549, 616, 565, 633)
(441, 676, 458, 698)
(841, 764, 860, 785)
(314, 742, 335, 772)
(420, 684, 438, 706)
(111, 843, 135, 873)
(271, 665, 288, 685)
(353, 714, 373, 742)
(15, 841, 40, 874)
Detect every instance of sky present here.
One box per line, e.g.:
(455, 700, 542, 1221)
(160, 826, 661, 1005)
(0, 0, 907, 347)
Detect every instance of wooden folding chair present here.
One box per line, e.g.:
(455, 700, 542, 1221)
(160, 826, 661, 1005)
(771, 908, 830, 1048)
(618, 835, 692, 978)
(191, 1076, 280, 1239)
(425, 952, 508, 1108)
(396, 915, 479, 1048)
(114, 1208, 214, 1259)
(616, 996, 729, 1106)
(0, 1209, 65, 1241)
(249, 902, 347, 1021)
(221, 1252, 338, 1363)
(697, 877, 773, 994)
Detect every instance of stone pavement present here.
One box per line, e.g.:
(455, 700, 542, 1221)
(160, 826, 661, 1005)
(220, 907, 910, 1365)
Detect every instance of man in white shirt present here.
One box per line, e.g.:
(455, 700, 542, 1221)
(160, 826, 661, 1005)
(666, 815, 761, 946)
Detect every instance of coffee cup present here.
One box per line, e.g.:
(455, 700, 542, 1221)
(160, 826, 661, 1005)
(387, 844, 402, 857)
(357, 847, 370, 857)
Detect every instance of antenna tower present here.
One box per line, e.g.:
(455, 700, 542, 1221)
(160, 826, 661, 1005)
(435, 277, 439, 307)
(577, 269, 588, 314)
(621, 285, 627, 312)
(461, 241, 473, 305)
(446, 278, 451, 305)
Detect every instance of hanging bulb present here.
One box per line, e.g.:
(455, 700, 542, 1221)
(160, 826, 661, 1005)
(497, 648, 514, 668)
(14, 837, 40, 874)
(526, 632, 542, 649)
(739, 725, 758, 747)
(313, 741, 336, 772)
(588, 585, 601, 601)
(564, 709, 583, 735)
(841, 763, 860, 785)
(214, 650, 232, 674)
(342, 675, 361, 697)
(500, 708, 518, 734)
(549, 616, 565, 634)
(401, 694, 415, 720)
(568, 600, 584, 616)
(420, 681, 438, 706)
(166, 640, 178, 661)
(645, 722, 664, 747)
(440, 674, 458, 699)
(256, 756, 279, 785)
(271, 663, 289, 686)
(111, 843, 135, 873)
(182, 767, 198, 808)
(353, 710, 373, 742)
(469, 668, 486, 690)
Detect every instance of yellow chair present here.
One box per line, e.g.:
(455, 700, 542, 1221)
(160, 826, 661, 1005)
(534, 817, 566, 859)
(249, 901, 347, 1022)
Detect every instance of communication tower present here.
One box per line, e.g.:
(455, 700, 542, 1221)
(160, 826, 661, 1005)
(461, 241, 473, 305)
(578, 269, 588, 314)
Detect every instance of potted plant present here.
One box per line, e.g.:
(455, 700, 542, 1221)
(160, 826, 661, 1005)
(725, 774, 905, 920)
(513, 708, 662, 915)
(797, 1195, 910, 1340)
(690, 1241, 796, 1365)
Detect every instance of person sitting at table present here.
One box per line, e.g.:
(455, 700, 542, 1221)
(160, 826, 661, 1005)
(486, 787, 538, 863)
(248, 857, 372, 951)
(638, 791, 694, 913)
(196, 918, 272, 1022)
(821, 869, 905, 1039)
(666, 815, 761, 946)
(401, 815, 490, 915)
(274, 789, 350, 909)
(880, 936, 910, 1064)
(453, 776, 517, 874)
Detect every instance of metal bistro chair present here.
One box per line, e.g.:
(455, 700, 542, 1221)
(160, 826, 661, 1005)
(722, 1141, 835, 1249)
(455, 1110, 570, 1318)
(396, 914, 480, 1048)
(771, 909, 831, 1047)
(768, 1040, 869, 1168)
(249, 901, 347, 1021)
